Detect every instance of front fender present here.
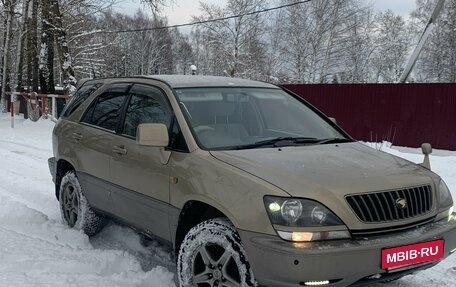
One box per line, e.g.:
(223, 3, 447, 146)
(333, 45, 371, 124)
(169, 149, 289, 235)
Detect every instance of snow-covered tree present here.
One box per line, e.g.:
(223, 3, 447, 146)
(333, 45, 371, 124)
(412, 0, 456, 82)
(1, 0, 454, 102)
(90, 10, 175, 77)
(263, 8, 287, 83)
(192, 0, 267, 79)
(38, 0, 55, 94)
(338, 8, 376, 83)
(280, 0, 371, 83)
(171, 28, 194, 75)
(371, 10, 412, 83)
(1, 0, 17, 112)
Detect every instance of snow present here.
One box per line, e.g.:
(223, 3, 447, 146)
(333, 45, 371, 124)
(0, 115, 176, 287)
(0, 115, 454, 286)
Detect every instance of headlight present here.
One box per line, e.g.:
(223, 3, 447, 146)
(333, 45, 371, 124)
(439, 179, 453, 210)
(281, 199, 303, 223)
(264, 196, 351, 242)
(264, 196, 344, 227)
(449, 206, 455, 222)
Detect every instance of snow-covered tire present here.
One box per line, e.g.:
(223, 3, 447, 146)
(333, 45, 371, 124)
(177, 218, 257, 287)
(59, 171, 104, 236)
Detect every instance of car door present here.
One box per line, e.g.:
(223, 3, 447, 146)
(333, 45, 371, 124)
(109, 83, 173, 241)
(75, 83, 130, 213)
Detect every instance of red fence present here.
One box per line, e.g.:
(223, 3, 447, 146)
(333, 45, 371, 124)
(282, 83, 456, 151)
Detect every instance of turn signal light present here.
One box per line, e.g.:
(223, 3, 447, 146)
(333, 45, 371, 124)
(291, 232, 313, 242)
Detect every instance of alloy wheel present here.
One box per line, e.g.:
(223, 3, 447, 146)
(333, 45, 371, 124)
(192, 243, 241, 287)
(62, 184, 79, 227)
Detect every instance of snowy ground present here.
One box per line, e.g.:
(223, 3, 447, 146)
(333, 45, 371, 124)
(0, 114, 454, 287)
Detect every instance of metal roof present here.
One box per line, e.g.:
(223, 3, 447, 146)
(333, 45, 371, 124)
(142, 75, 278, 89)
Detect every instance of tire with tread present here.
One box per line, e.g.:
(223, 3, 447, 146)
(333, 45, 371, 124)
(59, 171, 104, 236)
(177, 218, 257, 287)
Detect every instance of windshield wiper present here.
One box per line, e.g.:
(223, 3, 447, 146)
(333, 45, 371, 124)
(316, 138, 352, 144)
(233, 137, 320, 149)
(229, 137, 353, 150)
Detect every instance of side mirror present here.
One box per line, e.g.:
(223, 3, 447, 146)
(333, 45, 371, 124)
(422, 143, 432, 155)
(136, 123, 169, 147)
(421, 143, 432, 170)
(329, 117, 337, 124)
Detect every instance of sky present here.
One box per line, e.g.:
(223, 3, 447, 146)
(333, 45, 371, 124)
(116, 0, 418, 24)
(371, 0, 417, 17)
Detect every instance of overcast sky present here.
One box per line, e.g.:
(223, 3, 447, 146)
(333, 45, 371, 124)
(116, 0, 418, 24)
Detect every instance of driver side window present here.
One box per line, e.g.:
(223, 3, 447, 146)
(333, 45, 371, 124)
(122, 84, 171, 138)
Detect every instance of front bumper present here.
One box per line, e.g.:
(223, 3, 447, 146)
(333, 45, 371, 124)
(239, 216, 456, 287)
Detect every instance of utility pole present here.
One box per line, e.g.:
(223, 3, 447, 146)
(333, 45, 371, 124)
(399, 0, 445, 83)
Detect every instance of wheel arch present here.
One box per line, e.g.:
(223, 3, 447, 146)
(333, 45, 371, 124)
(174, 200, 229, 253)
(55, 159, 76, 199)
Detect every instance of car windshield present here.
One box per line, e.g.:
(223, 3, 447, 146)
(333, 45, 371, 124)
(174, 87, 349, 150)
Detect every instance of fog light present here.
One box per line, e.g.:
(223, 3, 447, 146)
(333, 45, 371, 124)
(304, 280, 330, 286)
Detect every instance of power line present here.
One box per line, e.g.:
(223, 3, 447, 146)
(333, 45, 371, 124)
(104, 0, 312, 34)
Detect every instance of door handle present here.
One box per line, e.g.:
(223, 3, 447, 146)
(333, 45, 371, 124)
(72, 132, 83, 141)
(112, 146, 128, 155)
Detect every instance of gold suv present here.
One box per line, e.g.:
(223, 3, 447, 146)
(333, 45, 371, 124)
(49, 75, 456, 287)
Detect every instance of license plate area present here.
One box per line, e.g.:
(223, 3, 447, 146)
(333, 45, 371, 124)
(381, 239, 444, 270)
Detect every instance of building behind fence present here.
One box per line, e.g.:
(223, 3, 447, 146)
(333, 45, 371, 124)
(282, 83, 456, 151)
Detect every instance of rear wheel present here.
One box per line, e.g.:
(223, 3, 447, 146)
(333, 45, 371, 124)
(59, 171, 104, 236)
(177, 218, 257, 287)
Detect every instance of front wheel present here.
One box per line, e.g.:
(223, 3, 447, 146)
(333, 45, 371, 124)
(177, 218, 257, 287)
(59, 171, 104, 236)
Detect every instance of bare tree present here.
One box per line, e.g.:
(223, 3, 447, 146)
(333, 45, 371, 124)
(337, 5, 376, 83)
(171, 28, 193, 75)
(26, 0, 39, 92)
(77, 9, 175, 78)
(412, 0, 456, 82)
(1, 0, 17, 112)
(263, 8, 287, 83)
(141, 0, 171, 14)
(281, 0, 362, 83)
(192, 0, 266, 79)
(39, 0, 55, 94)
(371, 10, 411, 83)
(13, 0, 31, 93)
(53, 0, 77, 93)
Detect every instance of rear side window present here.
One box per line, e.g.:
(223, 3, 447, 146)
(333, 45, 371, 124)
(61, 83, 102, 118)
(82, 84, 129, 131)
(122, 84, 171, 138)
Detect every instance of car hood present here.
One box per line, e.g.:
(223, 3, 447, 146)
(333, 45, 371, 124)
(210, 142, 436, 228)
(210, 142, 435, 197)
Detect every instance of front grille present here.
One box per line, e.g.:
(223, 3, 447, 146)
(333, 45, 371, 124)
(346, 185, 433, 223)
